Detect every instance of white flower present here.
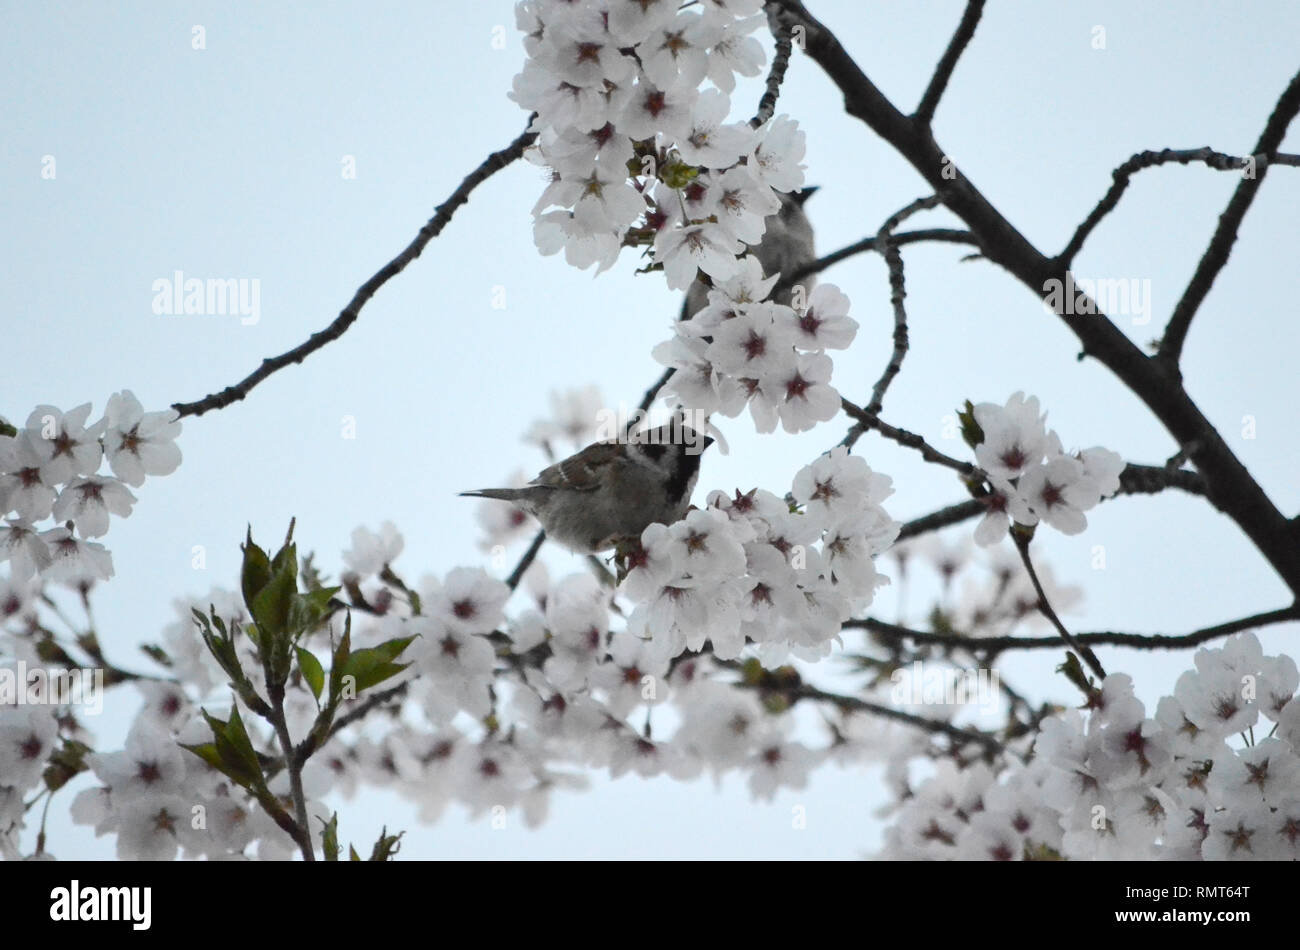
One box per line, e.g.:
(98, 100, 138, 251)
(0, 705, 59, 791)
(617, 78, 698, 142)
(972, 476, 1035, 546)
(704, 12, 766, 93)
(0, 519, 52, 580)
(411, 617, 495, 723)
(1017, 456, 1093, 534)
(90, 722, 188, 798)
(511, 58, 634, 133)
(749, 115, 806, 192)
(651, 328, 747, 416)
(591, 631, 670, 719)
(747, 732, 818, 801)
(973, 392, 1051, 481)
(39, 526, 114, 585)
(1260, 653, 1299, 721)
(543, 573, 611, 690)
(342, 521, 404, 577)
(771, 352, 841, 433)
(538, 161, 645, 235)
(103, 391, 182, 487)
(706, 303, 797, 380)
(52, 475, 136, 538)
(453, 739, 531, 817)
(534, 11, 635, 89)
(792, 445, 894, 532)
(781, 284, 858, 350)
(1076, 446, 1125, 501)
(638, 11, 722, 91)
(607, 0, 680, 47)
(114, 794, 197, 861)
(23, 403, 106, 485)
(823, 510, 897, 598)
(1207, 738, 1300, 808)
(675, 89, 754, 168)
(662, 507, 748, 580)
(0, 432, 58, 521)
(710, 166, 781, 244)
(697, 253, 779, 320)
(1202, 800, 1286, 860)
(424, 567, 510, 637)
(655, 221, 744, 290)
(533, 208, 623, 273)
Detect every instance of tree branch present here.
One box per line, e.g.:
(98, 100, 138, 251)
(840, 397, 978, 476)
(866, 195, 942, 417)
(777, 227, 979, 294)
(1059, 146, 1300, 266)
(850, 605, 1300, 655)
(769, 0, 1300, 598)
(753, 4, 796, 128)
(1158, 70, 1300, 368)
(893, 462, 1208, 542)
(914, 0, 985, 126)
(171, 120, 538, 418)
(1013, 529, 1106, 679)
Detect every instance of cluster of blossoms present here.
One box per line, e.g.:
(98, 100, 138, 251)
(622, 445, 899, 663)
(15, 431, 899, 859)
(881, 632, 1300, 860)
(512, 0, 859, 433)
(0, 392, 182, 593)
(966, 392, 1124, 546)
(653, 263, 858, 433)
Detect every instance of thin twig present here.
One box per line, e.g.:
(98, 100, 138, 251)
(506, 529, 547, 592)
(776, 228, 979, 298)
(1058, 146, 1300, 266)
(794, 684, 1004, 757)
(914, 0, 985, 126)
(893, 461, 1208, 542)
(866, 195, 942, 416)
(1159, 70, 1300, 367)
(171, 119, 538, 417)
(840, 397, 978, 476)
(849, 605, 1300, 655)
(1012, 530, 1106, 680)
(753, 4, 796, 128)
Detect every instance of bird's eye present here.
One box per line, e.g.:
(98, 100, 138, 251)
(639, 443, 667, 462)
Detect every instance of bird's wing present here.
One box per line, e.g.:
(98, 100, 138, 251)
(532, 441, 621, 491)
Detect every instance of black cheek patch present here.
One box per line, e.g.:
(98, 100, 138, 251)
(640, 443, 667, 462)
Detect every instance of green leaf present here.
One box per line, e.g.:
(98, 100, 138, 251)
(191, 705, 267, 791)
(0, 418, 16, 438)
(296, 647, 325, 701)
(957, 400, 984, 450)
(43, 739, 92, 792)
(329, 615, 353, 703)
(252, 560, 296, 640)
(140, 643, 173, 668)
(320, 813, 340, 861)
(348, 845, 362, 862)
(241, 529, 273, 612)
(338, 636, 415, 695)
(1056, 651, 1098, 701)
(368, 827, 404, 861)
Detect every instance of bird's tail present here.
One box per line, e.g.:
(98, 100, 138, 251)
(459, 488, 522, 502)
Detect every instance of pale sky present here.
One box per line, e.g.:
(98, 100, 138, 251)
(5, 0, 1299, 858)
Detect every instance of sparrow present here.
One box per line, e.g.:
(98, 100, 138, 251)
(460, 424, 713, 554)
(684, 186, 818, 318)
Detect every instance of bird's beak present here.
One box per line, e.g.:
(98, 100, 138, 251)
(793, 185, 820, 207)
(703, 436, 715, 449)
